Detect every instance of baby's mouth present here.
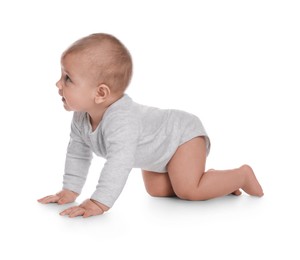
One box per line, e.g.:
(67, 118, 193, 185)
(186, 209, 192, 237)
(62, 97, 66, 102)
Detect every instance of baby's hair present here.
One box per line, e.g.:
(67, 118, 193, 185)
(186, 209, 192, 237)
(62, 33, 133, 93)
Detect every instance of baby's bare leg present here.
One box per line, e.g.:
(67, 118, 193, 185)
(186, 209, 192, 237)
(167, 137, 264, 200)
(207, 169, 242, 196)
(142, 170, 176, 197)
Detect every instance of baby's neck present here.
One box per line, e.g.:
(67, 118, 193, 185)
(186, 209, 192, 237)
(88, 94, 123, 131)
(88, 113, 104, 132)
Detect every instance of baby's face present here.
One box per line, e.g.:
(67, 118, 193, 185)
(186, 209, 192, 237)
(56, 53, 98, 112)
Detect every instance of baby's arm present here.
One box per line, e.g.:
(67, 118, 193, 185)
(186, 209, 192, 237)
(38, 113, 93, 207)
(61, 115, 139, 218)
(60, 150, 133, 218)
(38, 138, 92, 205)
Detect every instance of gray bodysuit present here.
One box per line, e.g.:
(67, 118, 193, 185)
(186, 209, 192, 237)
(63, 95, 210, 207)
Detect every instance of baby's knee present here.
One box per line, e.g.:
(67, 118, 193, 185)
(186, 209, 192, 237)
(145, 185, 175, 197)
(175, 191, 195, 200)
(174, 187, 207, 201)
(146, 187, 164, 197)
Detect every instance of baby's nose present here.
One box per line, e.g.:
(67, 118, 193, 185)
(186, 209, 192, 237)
(56, 80, 62, 89)
(56, 80, 63, 96)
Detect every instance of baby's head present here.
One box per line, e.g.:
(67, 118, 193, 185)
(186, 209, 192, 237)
(62, 33, 132, 95)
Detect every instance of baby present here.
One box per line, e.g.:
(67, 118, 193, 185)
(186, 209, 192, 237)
(38, 33, 264, 218)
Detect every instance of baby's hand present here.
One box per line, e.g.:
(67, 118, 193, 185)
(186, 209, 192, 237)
(38, 189, 78, 205)
(60, 199, 109, 218)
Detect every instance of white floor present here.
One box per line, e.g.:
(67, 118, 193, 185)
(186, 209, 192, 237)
(1, 159, 299, 260)
(1, 1, 300, 259)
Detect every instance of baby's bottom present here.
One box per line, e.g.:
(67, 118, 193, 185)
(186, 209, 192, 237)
(142, 137, 263, 200)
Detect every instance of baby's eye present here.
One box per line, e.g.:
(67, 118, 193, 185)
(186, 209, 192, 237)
(64, 74, 71, 82)
(63, 74, 72, 82)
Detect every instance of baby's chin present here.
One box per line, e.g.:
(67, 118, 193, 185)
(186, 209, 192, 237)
(63, 105, 72, 111)
(62, 98, 72, 111)
(63, 103, 74, 111)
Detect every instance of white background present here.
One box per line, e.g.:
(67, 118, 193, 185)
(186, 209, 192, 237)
(0, 0, 299, 259)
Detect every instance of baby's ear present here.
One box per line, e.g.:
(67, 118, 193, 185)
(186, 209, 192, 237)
(95, 84, 110, 104)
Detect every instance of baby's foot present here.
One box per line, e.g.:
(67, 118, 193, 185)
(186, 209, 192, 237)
(240, 165, 264, 197)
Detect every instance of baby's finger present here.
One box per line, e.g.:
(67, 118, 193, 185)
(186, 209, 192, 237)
(38, 195, 59, 204)
(83, 208, 104, 218)
(57, 197, 69, 205)
(83, 210, 94, 218)
(37, 196, 49, 203)
(45, 195, 61, 203)
(60, 206, 78, 216)
(37, 195, 52, 203)
(69, 207, 85, 218)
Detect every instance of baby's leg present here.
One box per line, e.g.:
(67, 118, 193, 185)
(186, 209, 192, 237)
(167, 137, 264, 200)
(207, 169, 242, 196)
(142, 170, 176, 197)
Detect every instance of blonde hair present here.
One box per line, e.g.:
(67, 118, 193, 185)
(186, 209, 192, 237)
(62, 33, 133, 93)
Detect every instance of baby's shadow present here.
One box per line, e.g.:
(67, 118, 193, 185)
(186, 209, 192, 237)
(146, 194, 243, 213)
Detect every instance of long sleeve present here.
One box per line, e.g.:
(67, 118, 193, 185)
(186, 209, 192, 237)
(90, 114, 139, 208)
(63, 115, 93, 194)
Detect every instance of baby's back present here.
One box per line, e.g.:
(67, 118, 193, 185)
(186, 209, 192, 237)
(130, 100, 209, 172)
